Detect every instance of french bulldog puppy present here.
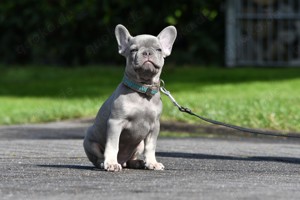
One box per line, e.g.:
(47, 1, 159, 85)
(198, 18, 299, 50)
(83, 24, 177, 172)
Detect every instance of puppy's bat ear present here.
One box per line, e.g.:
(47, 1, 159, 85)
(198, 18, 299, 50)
(115, 24, 132, 56)
(157, 26, 177, 57)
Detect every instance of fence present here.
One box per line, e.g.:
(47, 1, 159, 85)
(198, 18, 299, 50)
(226, 0, 300, 66)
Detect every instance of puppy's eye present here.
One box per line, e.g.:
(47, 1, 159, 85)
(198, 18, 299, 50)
(130, 49, 138, 53)
(156, 48, 162, 52)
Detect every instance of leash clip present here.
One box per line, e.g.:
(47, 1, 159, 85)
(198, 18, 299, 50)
(160, 80, 183, 110)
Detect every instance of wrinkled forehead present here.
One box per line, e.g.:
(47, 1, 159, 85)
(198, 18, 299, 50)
(130, 35, 160, 47)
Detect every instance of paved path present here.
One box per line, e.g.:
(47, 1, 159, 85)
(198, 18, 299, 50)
(0, 120, 300, 200)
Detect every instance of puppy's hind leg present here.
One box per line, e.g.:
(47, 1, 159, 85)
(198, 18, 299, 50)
(124, 141, 145, 169)
(83, 138, 104, 169)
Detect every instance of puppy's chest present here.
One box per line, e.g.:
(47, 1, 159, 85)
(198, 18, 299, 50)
(126, 99, 161, 122)
(122, 96, 161, 132)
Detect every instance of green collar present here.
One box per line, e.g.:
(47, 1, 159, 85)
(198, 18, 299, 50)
(122, 75, 160, 96)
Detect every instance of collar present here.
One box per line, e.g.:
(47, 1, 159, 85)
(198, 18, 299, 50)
(122, 75, 160, 96)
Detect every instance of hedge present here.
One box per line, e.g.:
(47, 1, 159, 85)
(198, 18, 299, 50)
(0, 0, 224, 66)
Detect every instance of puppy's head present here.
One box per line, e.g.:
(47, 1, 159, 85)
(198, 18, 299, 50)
(115, 24, 177, 83)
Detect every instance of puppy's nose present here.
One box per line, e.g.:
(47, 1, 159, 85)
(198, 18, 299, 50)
(142, 50, 152, 57)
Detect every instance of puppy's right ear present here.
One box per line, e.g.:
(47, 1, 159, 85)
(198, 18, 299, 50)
(115, 24, 132, 55)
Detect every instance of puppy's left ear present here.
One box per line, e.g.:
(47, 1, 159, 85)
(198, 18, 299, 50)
(157, 26, 177, 57)
(115, 24, 132, 56)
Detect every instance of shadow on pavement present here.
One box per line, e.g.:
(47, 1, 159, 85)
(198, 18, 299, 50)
(157, 152, 300, 165)
(37, 164, 95, 170)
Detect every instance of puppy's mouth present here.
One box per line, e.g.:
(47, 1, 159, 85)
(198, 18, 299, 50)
(133, 60, 160, 80)
(142, 60, 160, 69)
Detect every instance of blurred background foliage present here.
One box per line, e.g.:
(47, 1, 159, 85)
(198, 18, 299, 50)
(0, 0, 224, 66)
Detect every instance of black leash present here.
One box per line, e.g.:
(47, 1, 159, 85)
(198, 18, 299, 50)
(160, 80, 300, 139)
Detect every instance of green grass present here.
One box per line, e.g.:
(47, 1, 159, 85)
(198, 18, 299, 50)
(1, 65, 300, 132)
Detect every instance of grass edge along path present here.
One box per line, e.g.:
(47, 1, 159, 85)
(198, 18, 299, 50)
(1, 66, 300, 132)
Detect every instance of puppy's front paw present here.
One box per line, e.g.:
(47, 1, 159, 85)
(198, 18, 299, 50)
(104, 162, 122, 172)
(145, 162, 165, 170)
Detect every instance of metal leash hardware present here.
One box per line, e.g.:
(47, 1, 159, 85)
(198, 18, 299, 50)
(159, 79, 300, 139)
(160, 80, 191, 112)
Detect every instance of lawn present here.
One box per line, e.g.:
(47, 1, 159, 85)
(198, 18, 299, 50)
(1, 66, 300, 132)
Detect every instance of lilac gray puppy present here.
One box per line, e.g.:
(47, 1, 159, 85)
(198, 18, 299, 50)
(83, 24, 177, 172)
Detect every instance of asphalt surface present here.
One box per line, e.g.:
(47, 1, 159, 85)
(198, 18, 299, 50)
(1, 120, 300, 200)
